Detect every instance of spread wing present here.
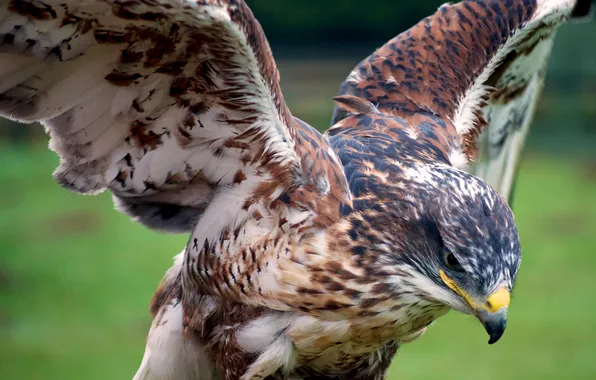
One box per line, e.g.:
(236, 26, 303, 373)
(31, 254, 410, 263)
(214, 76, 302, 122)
(1, 1, 352, 377)
(331, 0, 592, 201)
(0, 0, 347, 232)
(0, 0, 352, 302)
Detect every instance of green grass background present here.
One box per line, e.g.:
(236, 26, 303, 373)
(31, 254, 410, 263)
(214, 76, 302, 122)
(1, 29, 596, 380)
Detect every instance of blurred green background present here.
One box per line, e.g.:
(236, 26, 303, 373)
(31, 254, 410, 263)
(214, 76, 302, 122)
(1, 1, 595, 379)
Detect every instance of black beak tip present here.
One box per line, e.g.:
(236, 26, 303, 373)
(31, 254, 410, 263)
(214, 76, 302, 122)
(478, 309, 508, 345)
(487, 326, 505, 345)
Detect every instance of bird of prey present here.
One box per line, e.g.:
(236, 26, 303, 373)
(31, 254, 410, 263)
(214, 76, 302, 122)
(0, 0, 591, 379)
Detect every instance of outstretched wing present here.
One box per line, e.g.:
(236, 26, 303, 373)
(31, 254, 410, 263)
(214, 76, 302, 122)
(0, 0, 347, 233)
(1, 1, 353, 377)
(331, 0, 592, 201)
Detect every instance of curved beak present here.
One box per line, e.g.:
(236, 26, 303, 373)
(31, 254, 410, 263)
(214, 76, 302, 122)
(476, 287, 510, 344)
(477, 306, 508, 344)
(440, 270, 510, 344)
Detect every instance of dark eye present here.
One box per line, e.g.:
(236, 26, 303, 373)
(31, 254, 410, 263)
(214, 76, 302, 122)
(445, 251, 464, 272)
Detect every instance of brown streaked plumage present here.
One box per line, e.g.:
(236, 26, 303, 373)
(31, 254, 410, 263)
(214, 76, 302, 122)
(0, 0, 591, 379)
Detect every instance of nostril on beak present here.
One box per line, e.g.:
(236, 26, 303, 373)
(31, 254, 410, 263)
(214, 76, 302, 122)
(484, 287, 510, 313)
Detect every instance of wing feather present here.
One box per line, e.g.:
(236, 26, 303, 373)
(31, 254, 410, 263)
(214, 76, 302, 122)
(332, 0, 591, 200)
(1, 2, 353, 376)
(0, 0, 348, 232)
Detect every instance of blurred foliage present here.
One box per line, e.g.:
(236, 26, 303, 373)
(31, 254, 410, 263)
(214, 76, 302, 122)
(247, 0, 444, 49)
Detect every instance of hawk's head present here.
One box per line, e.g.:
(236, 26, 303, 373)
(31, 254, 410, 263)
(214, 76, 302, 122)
(362, 163, 521, 344)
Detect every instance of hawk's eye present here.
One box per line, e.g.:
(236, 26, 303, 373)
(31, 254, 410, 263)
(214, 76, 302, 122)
(445, 251, 464, 272)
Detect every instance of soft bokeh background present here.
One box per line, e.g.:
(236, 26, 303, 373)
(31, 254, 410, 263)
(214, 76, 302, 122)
(1, 1, 595, 379)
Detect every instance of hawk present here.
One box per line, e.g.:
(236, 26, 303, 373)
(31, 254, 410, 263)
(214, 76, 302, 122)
(0, 0, 591, 379)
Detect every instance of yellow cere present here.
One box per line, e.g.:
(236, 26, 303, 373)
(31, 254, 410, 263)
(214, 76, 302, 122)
(439, 270, 510, 312)
(484, 287, 510, 313)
